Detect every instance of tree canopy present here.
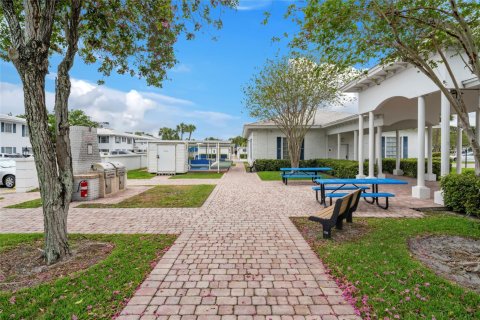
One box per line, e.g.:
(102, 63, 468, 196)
(290, 0, 480, 173)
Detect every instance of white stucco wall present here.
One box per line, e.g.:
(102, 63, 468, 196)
(101, 154, 148, 170)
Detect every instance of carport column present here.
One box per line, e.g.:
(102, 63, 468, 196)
(425, 125, 436, 181)
(434, 93, 451, 205)
(353, 130, 358, 161)
(412, 95, 430, 199)
(325, 134, 329, 158)
(393, 130, 404, 175)
(456, 116, 462, 174)
(356, 114, 365, 178)
(337, 133, 341, 159)
(376, 125, 385, 178)
(368, 111, 375, 178)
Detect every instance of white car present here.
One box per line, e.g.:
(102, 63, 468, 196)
(452, 151, 475, 162)
(0, 160, 15, 188)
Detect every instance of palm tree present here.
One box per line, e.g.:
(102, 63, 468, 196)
(158, 127, 179, 140)
(186, 124, 196, 140)
(176, 122, 187, 140)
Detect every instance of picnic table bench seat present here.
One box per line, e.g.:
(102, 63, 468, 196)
(282, 173, 322, 185)
(309, 189, 362, 239)
(325, 192, 395, 209)
(312, 185, 369, 202)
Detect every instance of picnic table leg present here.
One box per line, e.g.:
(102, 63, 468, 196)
(363, 184, 376, 204)
(321, 184, 326, 207)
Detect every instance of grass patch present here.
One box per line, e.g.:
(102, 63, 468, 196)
(78, 185, 215, 208)
(450, 167, 475, 174)
(169, 172, 223, 179)
(0, 233, 175, 319)
(27, 188, 39, 193)
(127, 168, 155, 179)
(6, 198, 42, 209)
(292, 213, 480, 319)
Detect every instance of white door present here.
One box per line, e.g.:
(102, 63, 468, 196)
(340, 144, 349, 160)
(157, 145, 176, 172)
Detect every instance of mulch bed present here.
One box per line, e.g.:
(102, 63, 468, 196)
(0, 239, 114, 291)
(409, 235, 480, 293)
(290, 217, 370, 245)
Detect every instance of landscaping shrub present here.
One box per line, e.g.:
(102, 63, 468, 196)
(432, 152, 441, 158)
(441, 172, 480, 217)
(382, 158, 447, 180)
(254, 157, 448, 180)
(239, 154, 247, 159)
(253, 158, 374, 178)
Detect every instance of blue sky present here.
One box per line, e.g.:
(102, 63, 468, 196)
(0, 0, 301, 139)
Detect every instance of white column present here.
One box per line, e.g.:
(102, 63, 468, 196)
(393, 130, 404, 175)
(337, 133, 341, 159)
(425, 125, 436, 181)
(356, 115, 365, 178)
(325, 134, 329, 158)
(434, 93, 451, 205)
(376, 126, 385, 178)
(217, 142, 220, 173)
(353, 130, 358, 161)
(412, 96, 430, 199)
(368, 112, 375, 178)
(456, 116, 462, 174)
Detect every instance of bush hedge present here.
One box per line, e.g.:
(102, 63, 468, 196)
(239, 154, 247, 159)
(253, 157, 449, 180)
(441, 172, 480, 217)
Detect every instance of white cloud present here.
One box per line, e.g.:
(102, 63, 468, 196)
(0, 80, 239, 139)
(170, 63, 191, 73)
(237, 0, 272, 11)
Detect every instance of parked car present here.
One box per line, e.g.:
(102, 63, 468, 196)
(452, 151, 475, 162)
(110, 150, 133, 155)
(0, 160, 16, 188)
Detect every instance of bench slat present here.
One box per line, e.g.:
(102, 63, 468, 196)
(311, 186, 369, 191)
(325, 192, 395, 198)
(309, 207, 334, 220)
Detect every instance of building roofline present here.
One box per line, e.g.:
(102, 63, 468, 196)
(341, 62, 410, 93)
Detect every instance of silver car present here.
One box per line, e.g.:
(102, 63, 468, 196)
(0, 160, 16, 188)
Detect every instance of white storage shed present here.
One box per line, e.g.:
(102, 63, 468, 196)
(147, 141, 189, 174)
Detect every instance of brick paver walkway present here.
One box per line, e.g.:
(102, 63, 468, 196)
(115, 165, 361, 320)
(0, 164, 441, 319)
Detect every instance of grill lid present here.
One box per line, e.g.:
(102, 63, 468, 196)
(92, 162, 116, 172)
(109, 161, 125, 169)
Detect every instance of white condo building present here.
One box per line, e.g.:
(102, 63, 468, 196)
(0, 114, 32, 155)
(96, 128, 155, 154)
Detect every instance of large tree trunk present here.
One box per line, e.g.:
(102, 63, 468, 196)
(287, 133, 302, 169)
(21, 68, 71, 265)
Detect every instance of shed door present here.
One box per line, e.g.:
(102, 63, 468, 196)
(157, 145, 176, 172)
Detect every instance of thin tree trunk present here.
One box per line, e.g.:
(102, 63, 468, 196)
(21, 70, 71, 264)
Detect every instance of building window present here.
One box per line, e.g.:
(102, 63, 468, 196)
(385, 136, 397, 158)
(127, 138, 132, 144)
(1, 147, 17, 154)
(99, 149, 109, 153)
(98, 136, 109, 144)
(276, 137, 304, 160)
(1, 122, 16, 133)
(22, 125, 29, 137)
(121, 137, 127, 143)
(115, 136, 121, 143)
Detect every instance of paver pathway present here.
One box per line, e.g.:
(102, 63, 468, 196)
(115, 164, 361, 320)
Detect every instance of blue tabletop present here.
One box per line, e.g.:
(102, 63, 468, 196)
(280, 167, 332, 172)
(314, 178, 408, 185)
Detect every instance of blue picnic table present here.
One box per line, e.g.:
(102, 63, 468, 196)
(314, 178, 408, 209)
(280, 167, 332, 185)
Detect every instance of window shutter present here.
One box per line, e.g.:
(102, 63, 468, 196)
(276, 137, 281, 160)
(403, 136, 408, 158)
(300, 139, 305, 161)
(381, 136, 385, 158)
(13, 123, 16, 133)
(1, 122, 4, 132)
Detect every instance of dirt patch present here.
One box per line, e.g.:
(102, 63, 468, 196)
(409, 235, 480, 293)
(0, 239, 114, 291)
(291, 217, 370, 245)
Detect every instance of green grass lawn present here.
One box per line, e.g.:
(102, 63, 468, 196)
(6, 198, 42, 209)
(78, 184, 215, 208)
(169, 172, 223, 179)
(450, 167, 475, 174)
(127, 168, 155, 179)
(292, 213, 480, 319)
(0, 233, 176, 319)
